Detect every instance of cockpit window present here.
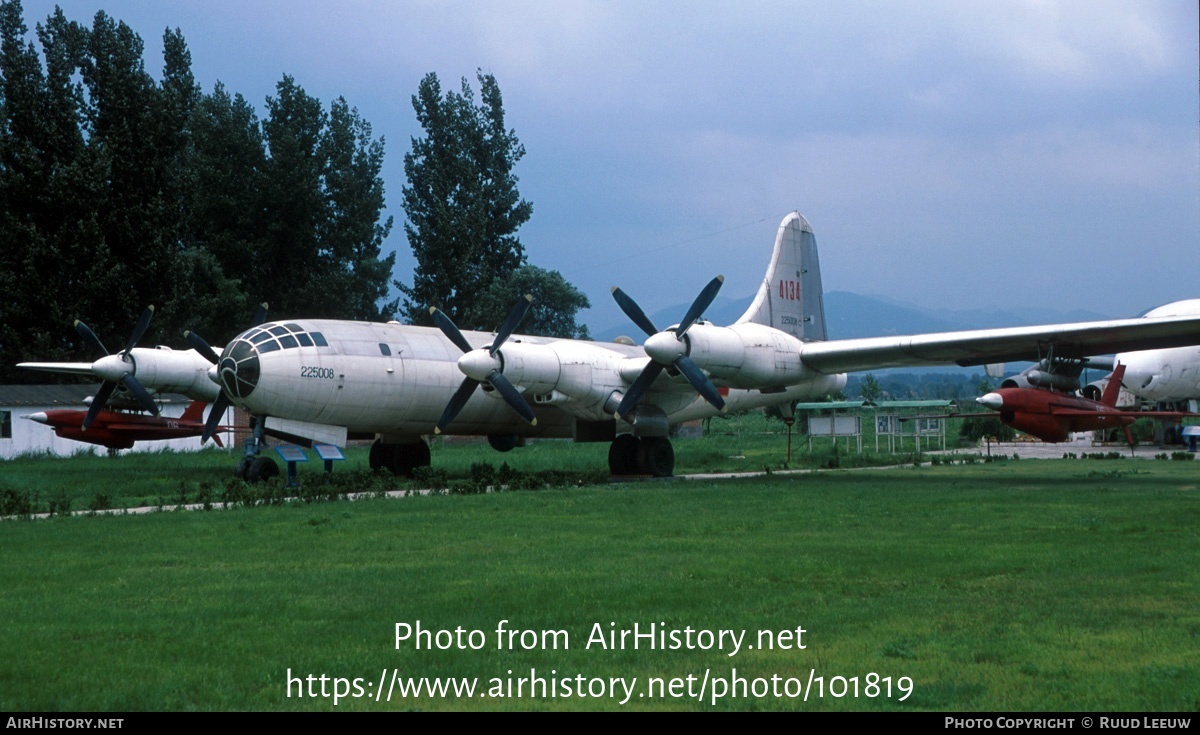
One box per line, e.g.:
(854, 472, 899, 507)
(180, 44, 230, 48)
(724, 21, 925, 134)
(244, 324, 328, 353)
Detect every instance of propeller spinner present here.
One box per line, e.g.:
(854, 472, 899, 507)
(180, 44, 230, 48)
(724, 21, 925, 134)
(431, 296, 537, 434)
(75, 306, 161, 430)
(610, 276, 727, 423)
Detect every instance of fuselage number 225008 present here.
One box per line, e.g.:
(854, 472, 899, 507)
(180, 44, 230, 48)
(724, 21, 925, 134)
(300, 366, 335, 380)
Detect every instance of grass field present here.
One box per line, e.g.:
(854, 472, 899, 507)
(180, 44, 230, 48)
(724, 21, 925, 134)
(1, 437, 1197, 711)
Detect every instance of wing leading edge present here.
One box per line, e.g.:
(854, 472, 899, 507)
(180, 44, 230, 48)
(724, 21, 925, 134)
(797, 314, 1200, 375)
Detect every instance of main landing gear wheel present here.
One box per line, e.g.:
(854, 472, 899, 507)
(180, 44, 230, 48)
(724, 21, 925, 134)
(608, 435, 675, 478)
(638, 437, 675, 478)
(246, 456, 279, 484)
(608, 434, 640, 475)
(370, 438, 432, 476)
(234, 456, 253, 480)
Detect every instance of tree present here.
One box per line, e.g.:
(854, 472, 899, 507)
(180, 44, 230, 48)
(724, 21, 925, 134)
(860, 374, 883, 402)
(0, 1, 400, 381)
(316, 96, 396, 321)
(469, 265, 590, 339)
(398, 70, 533, 327)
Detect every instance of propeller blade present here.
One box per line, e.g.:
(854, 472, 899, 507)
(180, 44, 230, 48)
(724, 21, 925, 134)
(81, 381, 117, 430)
(122, 305, 155, 355)
(250, 303, 269, 328)
(435, 377, 481, 434)
(74, 320, 109, 356)
(616, 361, 666, 423)
(430, 307, 474, 354)
(674, 355, 726, 412)
(490, 294, 532, 356)
(120, 374, 160, 416)
(201, 392, 230, 444)
(433, 296, 538, 432)
(184, 330, 221, 364)
(676, 275, 723, 336)
(610, 287, 658, 337)
(487, 371, 537, 425)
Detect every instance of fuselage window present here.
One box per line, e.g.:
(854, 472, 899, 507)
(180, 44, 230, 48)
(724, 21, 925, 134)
(296, 333, 314, 347)
(311, 332, 328, 347)
(379, 343, 391, 356)
(279, 334, 299, 349)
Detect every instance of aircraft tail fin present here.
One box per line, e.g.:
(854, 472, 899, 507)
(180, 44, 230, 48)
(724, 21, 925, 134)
(735, 211, 828, 340)
(181, 400, 207, 423)
(1100, 363, 1127, 407)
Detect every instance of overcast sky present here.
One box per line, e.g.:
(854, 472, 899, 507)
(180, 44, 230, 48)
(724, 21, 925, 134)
(19, 1, 1200, 332)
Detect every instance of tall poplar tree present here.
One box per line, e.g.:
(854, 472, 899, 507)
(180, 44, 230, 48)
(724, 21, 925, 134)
(398, 70, 532, 327)
(398, 70, 589, 338)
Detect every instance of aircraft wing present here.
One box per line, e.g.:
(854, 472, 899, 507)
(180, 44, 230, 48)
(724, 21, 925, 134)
(797, 315, 1200, 375)
(1050, 409, 1195, 418)
(16, 362, 99, 376)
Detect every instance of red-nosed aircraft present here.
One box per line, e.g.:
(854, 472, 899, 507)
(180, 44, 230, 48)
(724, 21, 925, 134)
(22, 400, 226, 450)
(974, 364, 1193, 444)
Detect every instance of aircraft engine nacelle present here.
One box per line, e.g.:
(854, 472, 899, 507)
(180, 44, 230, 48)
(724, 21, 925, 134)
(496, 340, 634, 420)
(489, 342, 561, 396)
(1001, 367, 1078, 393)
(1081, 380, 1105, 402)
(682, 322, 819, 388)
(128, 347, 221, 402)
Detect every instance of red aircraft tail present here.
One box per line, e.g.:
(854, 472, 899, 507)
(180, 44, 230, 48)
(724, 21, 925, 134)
(1100, 363, 1127, 407)
(181, 400, 207, 422)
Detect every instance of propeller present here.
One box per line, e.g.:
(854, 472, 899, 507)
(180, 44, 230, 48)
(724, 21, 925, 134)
(76, 306, 161, 430)
(185, 303, 269, 443)
(431, 296, 537, 434)
(610, 276, 727, 422)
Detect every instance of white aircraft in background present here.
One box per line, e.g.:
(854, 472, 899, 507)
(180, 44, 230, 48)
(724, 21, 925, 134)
(21, 212, 1200, 480)
(1112, 300, 1200, 405)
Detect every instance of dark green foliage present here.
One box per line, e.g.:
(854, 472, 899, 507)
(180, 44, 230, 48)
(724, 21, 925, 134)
(960, 416, 1016, 443)
(0, 1, 395, 380)
(397, 70, 588, 337)
(859, 374, 882, 402)
(398, 71, 530, 326)
(0, 488, 33, 516)
(470, 264, 590, 339)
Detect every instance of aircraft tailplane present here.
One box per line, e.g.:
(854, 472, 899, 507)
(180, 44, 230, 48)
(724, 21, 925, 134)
(181, 400, 208, 422)
(735, 211, 828, 341)
(1100, 363, 1126, 407)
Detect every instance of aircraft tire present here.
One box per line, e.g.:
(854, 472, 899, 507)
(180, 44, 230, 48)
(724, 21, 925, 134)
(637, 436, 674, 477)
(369, 438, 394, 472)
(371, 439, 426, 476)
(487, 434, 522, 452)
(247, 456, 279, 484)
(234, 456, 253, 480)
(608, 434, 640, 475)
(393, 441, 431, 476)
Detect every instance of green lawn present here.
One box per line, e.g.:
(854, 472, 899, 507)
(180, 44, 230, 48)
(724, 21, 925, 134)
(1, 456, 1197, 711)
